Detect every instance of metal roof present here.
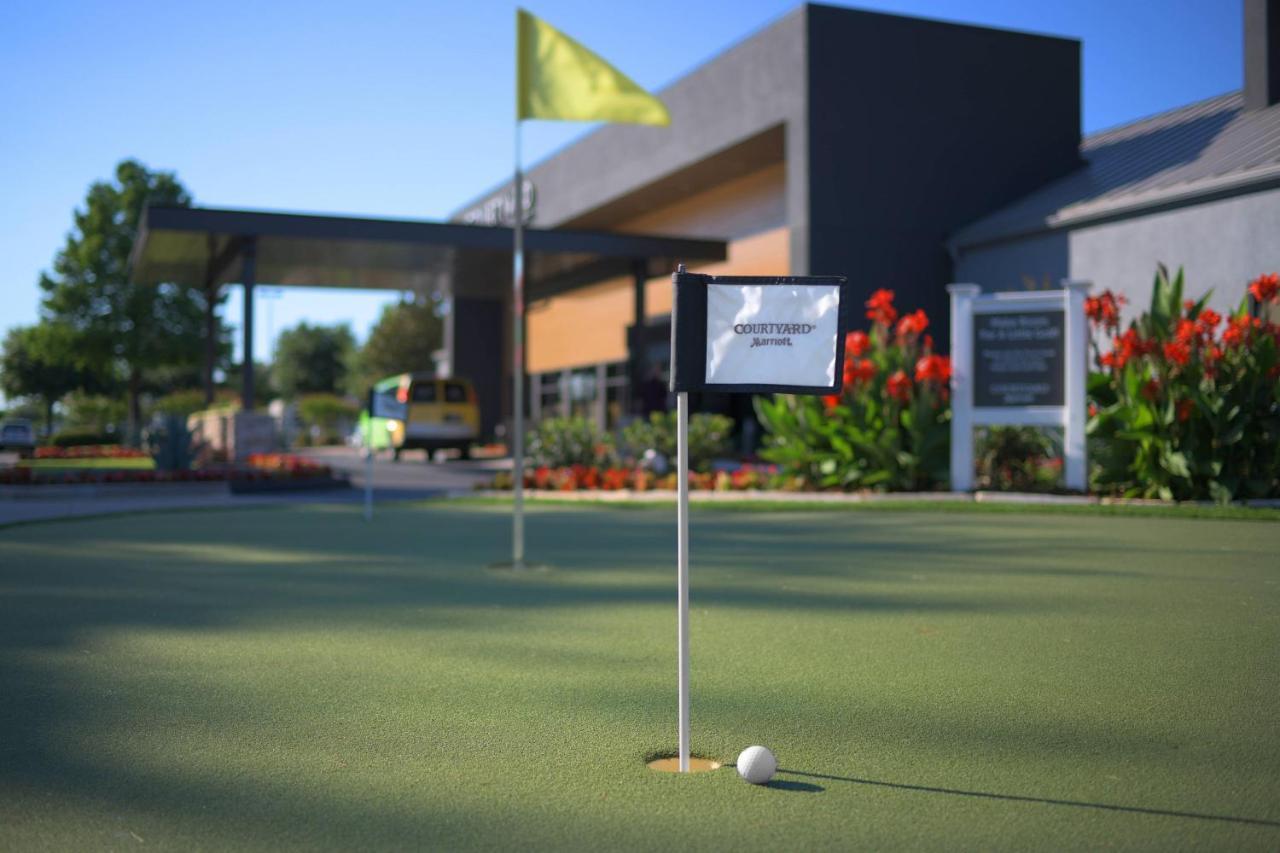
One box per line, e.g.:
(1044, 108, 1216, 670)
(129, 206, 726, 300)
(951, 92, 1280, 250)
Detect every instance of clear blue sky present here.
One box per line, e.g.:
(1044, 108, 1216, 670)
(0, 0, 1242, 364)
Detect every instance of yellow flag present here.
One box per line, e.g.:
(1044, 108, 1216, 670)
(517, 9, 670, 126)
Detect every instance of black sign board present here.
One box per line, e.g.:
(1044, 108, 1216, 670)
(973, 311, 1065, 407)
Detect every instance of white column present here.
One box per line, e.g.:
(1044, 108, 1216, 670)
(1063, 280, 1091, 492)
(947, 284, 980, 492)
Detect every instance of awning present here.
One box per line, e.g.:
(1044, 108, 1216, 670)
(130, 206, 727, 299)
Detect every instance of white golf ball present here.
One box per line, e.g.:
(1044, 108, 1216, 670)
(736, 745, 777, 784)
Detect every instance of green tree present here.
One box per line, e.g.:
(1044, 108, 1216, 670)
(0, 324, 93, 436)
(38, 159, 212, 439)
(347, 299, 444, 394)
(273, 322, 356, 399)
(222, 361, 279, 404)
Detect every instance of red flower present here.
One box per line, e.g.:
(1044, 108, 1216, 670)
(914, 354, 951, 384)
(1163, 340, 1191, 366)
(895, 309, 929, 339)
(1141, 378, 1160, 401)
(886, 370, 912, 403)
(1174, 318, 1197, 344)
(1176, 399, 1194, 423)
(1084, 290, 1126, 331)
(533, 466, 552, 489)
(1197, 308, 1221, 331)
(846, 330, 870, 357)
(1248, 272, 1279, 304)
(865, 289, 898, 327)
(843, 357, 877, 385)
(822, 394, 841, 410)
(1222, 316, 1258, 347)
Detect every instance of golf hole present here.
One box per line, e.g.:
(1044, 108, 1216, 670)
(646, 757, 721, 773)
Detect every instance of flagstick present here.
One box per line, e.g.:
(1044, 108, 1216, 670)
(363, 417, 373, 522)
(512, 122, 526, 568)
(677, 388, 690, 772)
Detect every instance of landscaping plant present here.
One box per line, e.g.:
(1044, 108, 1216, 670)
(974, 426, 1062, 493)
(1086, 267, 1280, 502)
(620, 411, 733, 472)
(525, 416, 615, 469)
(755, 289, 951, 491)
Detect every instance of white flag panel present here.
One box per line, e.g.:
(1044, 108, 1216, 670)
(704, 282, 841, 388)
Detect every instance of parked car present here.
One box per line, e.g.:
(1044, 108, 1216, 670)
(0, 419, 36, 458)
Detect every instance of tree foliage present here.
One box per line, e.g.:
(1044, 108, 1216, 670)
(37, 159, 214, 435)
(273, 322, 356, 399)
(346, 299, 443, 395)
(0, 324, 95, 435)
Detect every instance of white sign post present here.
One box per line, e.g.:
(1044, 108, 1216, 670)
(669, 266, 851, 772)
(948, 281, 1090, 492)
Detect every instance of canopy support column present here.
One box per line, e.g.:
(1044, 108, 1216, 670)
(241, 238, 257, 411)
(203, 283, 219, 406)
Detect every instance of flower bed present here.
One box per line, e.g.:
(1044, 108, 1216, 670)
(244, 453, 332, 476)
(488, 463, 782, 492)
(756, 288, 951, 491)
(1087, 269, 1279, 501)
(0, 452, 333, 486)
(34, 444, 149, 459)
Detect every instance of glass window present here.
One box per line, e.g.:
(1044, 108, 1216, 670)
(410, 382, 437, 403)
(444, 382, 468, 403)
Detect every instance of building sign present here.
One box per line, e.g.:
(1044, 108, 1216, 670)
(973, 310, 1065, 407)
(948, 283, 1089, 493)
(670, 272, 851, 395)
(458, 179, 537, 226)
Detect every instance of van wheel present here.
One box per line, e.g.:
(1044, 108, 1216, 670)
(458, 445, 472, 461)
(392, 448, 401, 462)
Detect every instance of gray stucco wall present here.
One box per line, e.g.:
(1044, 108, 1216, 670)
(953, 187, 1280, 321)
(1068, 188, 1280, 318)
(952, 232, 1069, 291)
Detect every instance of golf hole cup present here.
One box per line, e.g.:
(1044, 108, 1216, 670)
(736, 746, 777, 784)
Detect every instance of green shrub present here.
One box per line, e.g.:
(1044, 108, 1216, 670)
(297, 393, 358, 445)
(50, 429, 117, 447)
(152, 389, 208, 418)
(621, 411, 734, 473)
(975, 427, 1062, 493)
(1086, 267, 1280, 502)
(526, 417, 614, 468)
(756, 289, 950, 491)
(145, 413, 197, 471)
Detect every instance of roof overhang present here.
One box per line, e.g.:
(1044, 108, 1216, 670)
(130, 206, 727, 301)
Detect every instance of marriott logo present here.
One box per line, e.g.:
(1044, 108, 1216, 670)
(733, 322, 815, 348)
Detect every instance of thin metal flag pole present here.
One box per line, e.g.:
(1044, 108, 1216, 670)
(363, 417, 374, 522)
(676, 267, 691, 772)
(512, 122, 526, 568)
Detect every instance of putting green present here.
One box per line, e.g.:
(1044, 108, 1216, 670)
(1, 503, 1277, 850)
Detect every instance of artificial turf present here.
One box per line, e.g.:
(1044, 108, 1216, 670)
(1, 503, 1277, 850)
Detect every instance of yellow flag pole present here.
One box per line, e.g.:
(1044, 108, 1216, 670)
(512, 122, 526, 568)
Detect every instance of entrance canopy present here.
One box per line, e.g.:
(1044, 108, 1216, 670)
(130, 206, 726, 301)
(128, 205, 727, 419)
